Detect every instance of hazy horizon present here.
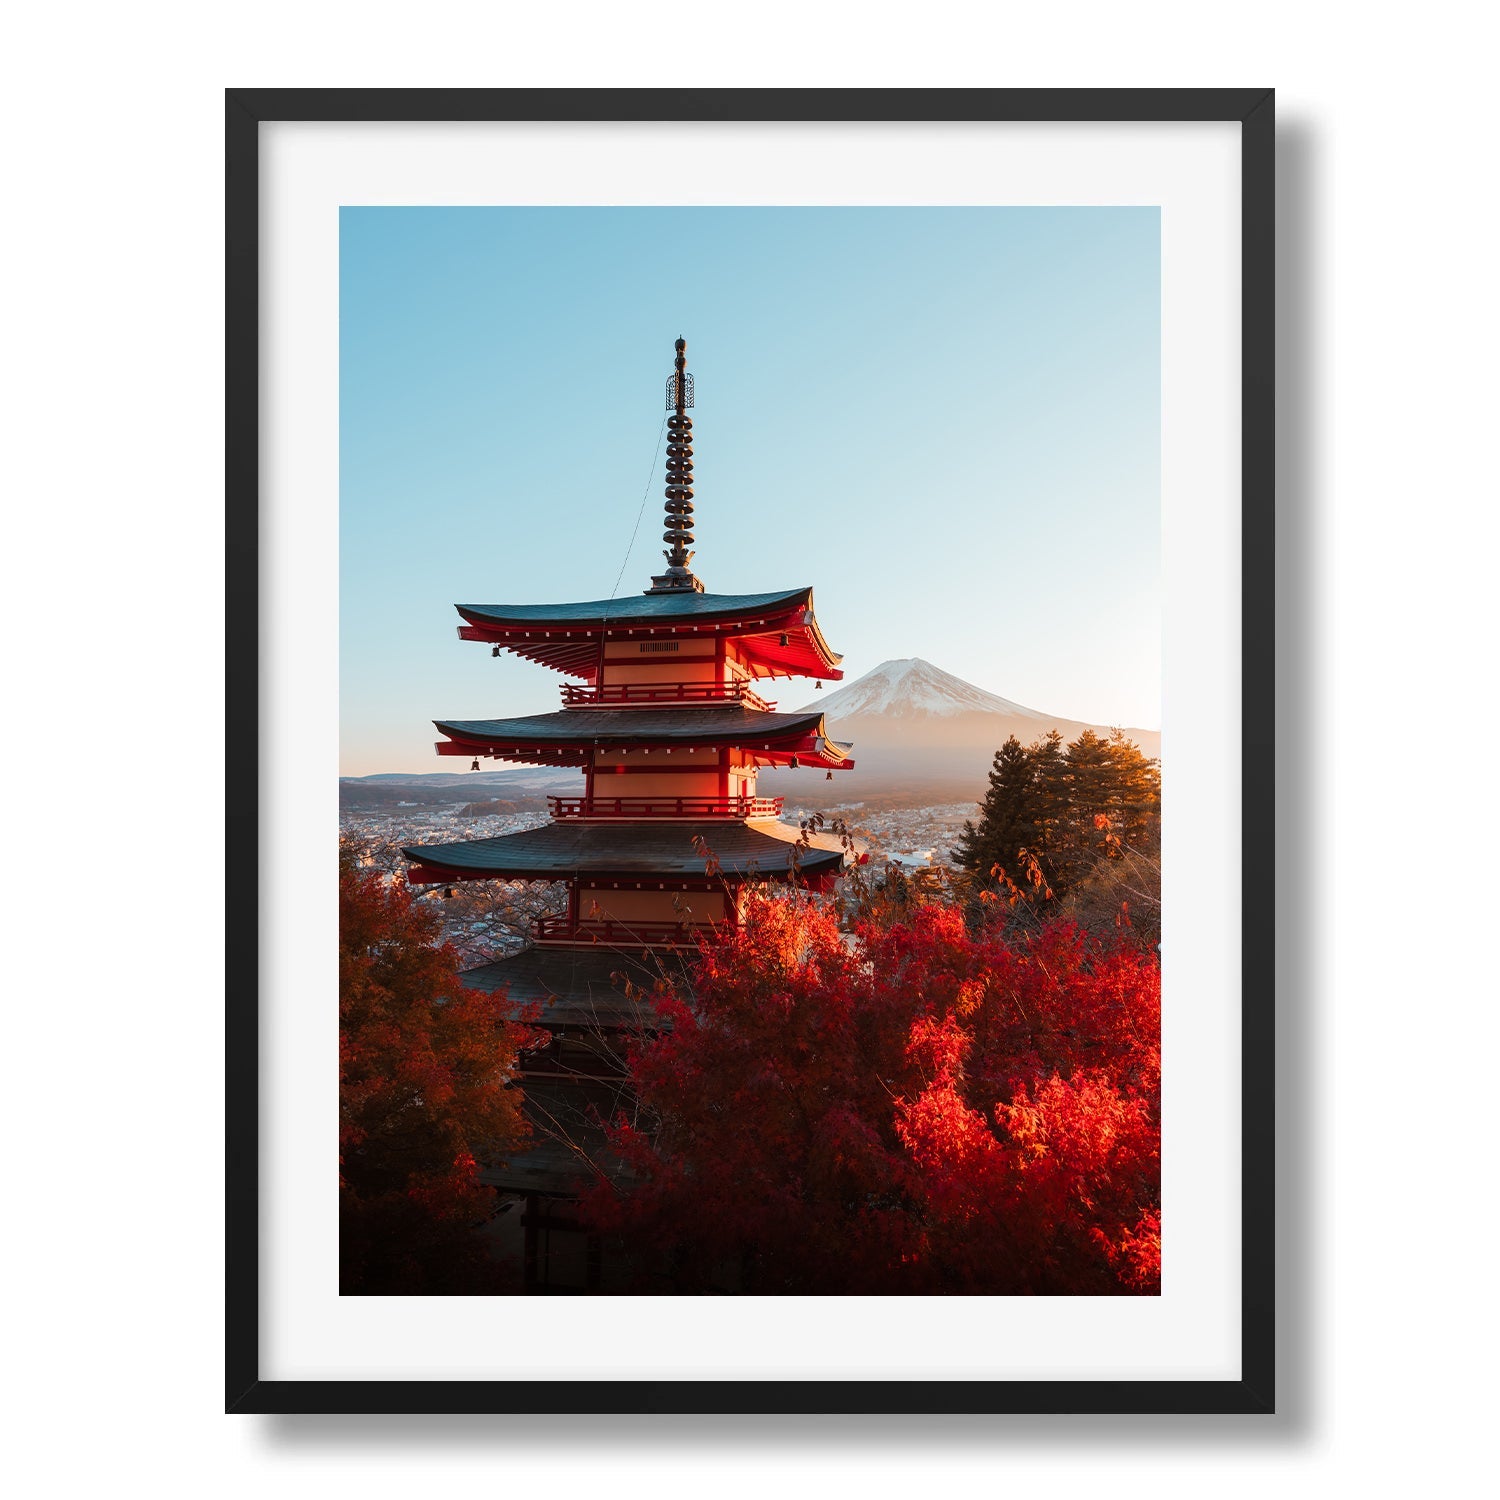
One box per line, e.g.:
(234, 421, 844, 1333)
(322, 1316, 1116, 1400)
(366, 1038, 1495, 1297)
(341, 207, 1161, 776)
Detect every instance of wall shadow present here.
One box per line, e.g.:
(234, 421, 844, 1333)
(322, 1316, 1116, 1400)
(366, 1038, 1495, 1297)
(264, 116, 1323, 1452)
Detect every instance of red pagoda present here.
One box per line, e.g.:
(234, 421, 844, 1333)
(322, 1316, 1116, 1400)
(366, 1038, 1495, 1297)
(403, 338, 853, 1289)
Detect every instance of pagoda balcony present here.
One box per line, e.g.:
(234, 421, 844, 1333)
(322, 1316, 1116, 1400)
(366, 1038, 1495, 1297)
(547, 793, 784, 821)
(532, 915, 711, 947)
(560, 680, 776, 712)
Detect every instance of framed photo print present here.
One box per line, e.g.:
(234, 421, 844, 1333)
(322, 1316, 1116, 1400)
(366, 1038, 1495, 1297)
(228, 87, 1274, 1413)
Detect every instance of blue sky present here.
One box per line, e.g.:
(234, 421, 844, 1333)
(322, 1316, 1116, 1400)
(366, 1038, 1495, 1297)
(341, 207, 1159, 775)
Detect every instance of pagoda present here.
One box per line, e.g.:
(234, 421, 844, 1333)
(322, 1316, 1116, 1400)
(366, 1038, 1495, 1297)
(403, 338, 853, 1290)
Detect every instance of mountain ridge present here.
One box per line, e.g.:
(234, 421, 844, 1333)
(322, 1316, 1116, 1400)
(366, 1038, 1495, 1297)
(801, 657, 1055, 721)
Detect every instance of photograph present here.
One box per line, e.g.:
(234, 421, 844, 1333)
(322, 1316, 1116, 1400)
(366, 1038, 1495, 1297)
(338, 205, 1164, 1296)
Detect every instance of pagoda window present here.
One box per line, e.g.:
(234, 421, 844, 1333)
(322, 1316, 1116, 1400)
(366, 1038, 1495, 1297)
(580, 886, 728, 925)
(596, 770, 719, 797)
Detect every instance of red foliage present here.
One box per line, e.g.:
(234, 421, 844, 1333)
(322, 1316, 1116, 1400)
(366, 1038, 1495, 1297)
(339, 859, 536, 1293)
(581, 891, 1160, 1295)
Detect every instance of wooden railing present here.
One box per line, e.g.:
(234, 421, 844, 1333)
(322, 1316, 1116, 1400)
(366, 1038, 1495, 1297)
(560, 680, 776, 712)
(547, 794, 783, 820)
(532, 916, 703, 947)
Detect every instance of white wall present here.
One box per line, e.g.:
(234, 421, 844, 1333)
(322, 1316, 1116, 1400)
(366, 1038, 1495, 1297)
(3, 3, 1494, 1497)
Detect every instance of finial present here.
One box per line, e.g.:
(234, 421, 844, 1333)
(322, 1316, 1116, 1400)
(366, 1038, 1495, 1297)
(647, 336, 705, 593)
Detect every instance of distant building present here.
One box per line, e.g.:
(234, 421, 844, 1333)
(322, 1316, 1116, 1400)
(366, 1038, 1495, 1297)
(402, 338, 854, 1291)
(888, 848, 936, 868)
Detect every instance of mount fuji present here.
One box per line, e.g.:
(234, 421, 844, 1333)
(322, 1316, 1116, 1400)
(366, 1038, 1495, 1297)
(759, 658, 1159, 802)
(801, 658, 1056, 723)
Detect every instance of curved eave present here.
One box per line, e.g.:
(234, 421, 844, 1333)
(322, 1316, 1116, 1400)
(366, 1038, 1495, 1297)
(408, 855, 845, 885)
(452, 585, 844, 682)
(403, 818, 848, 884)
(436, 745, 855, 770)
(457, 945, 686, 1031)
(733, 620, 844, 683)
(431, 708, 854, 768)
(456, 586, 812, 633)
(814, 735, 856, 769)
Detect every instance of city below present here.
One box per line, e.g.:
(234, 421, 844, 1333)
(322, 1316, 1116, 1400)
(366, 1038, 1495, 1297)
(341, 795, 974, 869)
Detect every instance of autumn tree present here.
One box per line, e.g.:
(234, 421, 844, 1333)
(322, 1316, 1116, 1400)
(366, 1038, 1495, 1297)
(580, 889, 1160, 1295)
(953, 727, 1161, 929)
(893, 912, 1161, 1292)
(1054, 830, 1163, 951)
(340, 854, 537, 1293)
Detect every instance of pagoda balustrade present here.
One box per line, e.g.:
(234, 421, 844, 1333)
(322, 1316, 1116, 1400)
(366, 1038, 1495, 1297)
(559, 680, 776, 712)
(532, 915, 708, 947)
(547, 793, 783, 820)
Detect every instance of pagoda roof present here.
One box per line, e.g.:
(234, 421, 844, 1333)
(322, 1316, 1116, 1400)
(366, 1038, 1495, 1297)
(459, 586, 811, 629)
(458, 945, 687, 1031)
(454, 586, 844, 682)
(404, 816, 847, 882)
(478, 1079, 635, 1196)
(433, 706, 855, 769)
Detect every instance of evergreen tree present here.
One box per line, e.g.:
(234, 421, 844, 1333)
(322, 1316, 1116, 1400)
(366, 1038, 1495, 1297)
(953, 735, 1037, 883)
(1056, 729, 1116, 890)
(1104, 729, 1162, 852)
(955, 727, 1161, 913)
(1029, 730, 1071, 889)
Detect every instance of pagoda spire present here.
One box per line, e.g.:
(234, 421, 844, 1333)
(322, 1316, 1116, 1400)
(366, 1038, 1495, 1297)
(647, 336, 705, 594)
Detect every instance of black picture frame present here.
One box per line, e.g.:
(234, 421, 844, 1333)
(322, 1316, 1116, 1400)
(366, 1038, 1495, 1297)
(226, 86, 1275, 1416)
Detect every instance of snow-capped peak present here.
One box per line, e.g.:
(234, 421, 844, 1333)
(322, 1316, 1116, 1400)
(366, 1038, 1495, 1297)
(801, 659, 1050, 720)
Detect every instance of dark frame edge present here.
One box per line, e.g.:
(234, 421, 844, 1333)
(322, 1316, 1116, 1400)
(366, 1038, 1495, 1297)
(223, 85, 1274, 125)
(226, 85, 1277, 1418)
(1238, 86, 1277, 1415)
(225, 87, 262, 1414)
(226, 1377, 1274, 1417)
